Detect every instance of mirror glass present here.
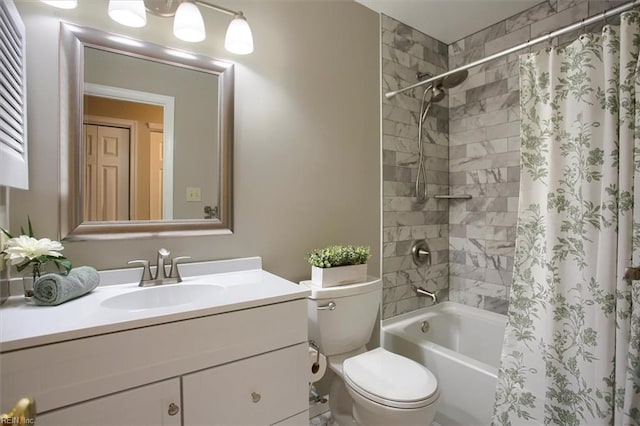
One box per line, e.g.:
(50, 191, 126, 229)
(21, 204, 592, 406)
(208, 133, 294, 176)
(60, 23, 234, 240)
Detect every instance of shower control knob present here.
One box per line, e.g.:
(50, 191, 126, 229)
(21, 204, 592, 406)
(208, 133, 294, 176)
(411, 240, 431, 266)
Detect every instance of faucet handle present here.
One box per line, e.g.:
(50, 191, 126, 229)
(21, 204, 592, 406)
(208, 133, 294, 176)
(128, 260, 152, 285)
(157, 248, 171, 278)
(169, 256, 192, 281)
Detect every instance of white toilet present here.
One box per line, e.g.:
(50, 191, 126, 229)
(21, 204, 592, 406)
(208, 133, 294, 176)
(302, 278, 440, 425)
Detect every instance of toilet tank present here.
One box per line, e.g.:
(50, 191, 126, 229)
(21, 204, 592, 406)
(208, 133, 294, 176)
(302, 279, 382, 356)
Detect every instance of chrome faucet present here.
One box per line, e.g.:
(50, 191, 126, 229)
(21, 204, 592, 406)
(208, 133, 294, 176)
(413, 286, 437, 303)
(128, 249, 191, 287)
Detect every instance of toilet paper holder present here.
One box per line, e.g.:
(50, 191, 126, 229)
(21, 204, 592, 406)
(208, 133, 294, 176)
(309, 340, 321, 374)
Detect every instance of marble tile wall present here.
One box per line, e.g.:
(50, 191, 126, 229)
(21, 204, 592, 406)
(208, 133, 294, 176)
(446, 0, 631, 314)
(382, 15, 450, 319)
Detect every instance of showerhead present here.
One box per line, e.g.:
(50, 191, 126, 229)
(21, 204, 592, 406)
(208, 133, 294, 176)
(419, 84, 445, 122)
(429, 86, 446, 103)
(441, 70, 468, 89)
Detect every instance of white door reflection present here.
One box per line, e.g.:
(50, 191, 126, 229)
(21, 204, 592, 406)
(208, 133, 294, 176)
(83, 84, 175, 221)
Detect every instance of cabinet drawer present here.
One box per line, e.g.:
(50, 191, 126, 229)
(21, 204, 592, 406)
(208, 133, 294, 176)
(183, 343, 308, 426)
(37, 379, 181, 426)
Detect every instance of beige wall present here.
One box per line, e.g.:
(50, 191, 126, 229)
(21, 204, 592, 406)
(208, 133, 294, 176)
(10, 0, 381, 282)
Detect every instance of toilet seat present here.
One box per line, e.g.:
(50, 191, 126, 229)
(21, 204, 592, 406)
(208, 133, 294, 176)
(343, 348, 439, 410)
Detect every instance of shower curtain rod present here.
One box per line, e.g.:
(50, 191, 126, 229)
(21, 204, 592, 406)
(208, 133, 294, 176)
(385, 0, 640, 99)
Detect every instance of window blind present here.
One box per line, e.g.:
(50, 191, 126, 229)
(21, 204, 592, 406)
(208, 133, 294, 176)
(0, 0, 27, 189)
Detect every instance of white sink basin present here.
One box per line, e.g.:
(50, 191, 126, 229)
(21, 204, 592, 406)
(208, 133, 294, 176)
(100, 284, 225, 311)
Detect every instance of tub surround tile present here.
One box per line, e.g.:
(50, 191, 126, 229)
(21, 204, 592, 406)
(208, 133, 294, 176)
(506, 1, 558, 33)
(484, 296, 509, 315)
(466, 197, 507, 212)
(383, 272, 398, 288)
(484, 226, 509, 241)
(450, 129, 487, 146)
(383, 165, 412, 183)
(383, 121, 418, 140)
(486, 241, 516, 256)
(383, 255, 415, 273)
(382, 15, 450, 318)
(383, 181, 413, 197)
(507, 197, 519, 212)
(384, 197, 419, 212)
(449, 91, 467, 108)
(467, 79, 509, 103)
(383, 105, 416, 125)
(383, 226, 412, 243)
(450, 250, 466, 265)
(382, 302, 398, 320)
(588, 0, 629, 16)
(530, 2, 588, 38)
(383, 242, 398, 258)
(485, 269, 514, 286)
(449, 288, 483, 309)
(485, 26, 530, 56)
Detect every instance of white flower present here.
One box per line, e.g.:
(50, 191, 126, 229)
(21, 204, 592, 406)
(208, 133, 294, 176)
(2, 235, 64, 265)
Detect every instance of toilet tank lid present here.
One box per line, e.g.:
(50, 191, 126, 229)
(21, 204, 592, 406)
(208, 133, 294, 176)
(343, 348, 438, 404)
(299, 278, 382, 299)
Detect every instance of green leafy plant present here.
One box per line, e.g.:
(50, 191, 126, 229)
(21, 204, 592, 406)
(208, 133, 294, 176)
(306, 245, 370, 268)
(1, 217, 73, 279)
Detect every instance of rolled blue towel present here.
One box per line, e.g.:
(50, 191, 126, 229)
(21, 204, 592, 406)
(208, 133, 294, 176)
(33, 266, 100, 306)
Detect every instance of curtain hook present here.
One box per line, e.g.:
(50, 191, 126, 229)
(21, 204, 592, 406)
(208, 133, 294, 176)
(545, 31, 554, 52)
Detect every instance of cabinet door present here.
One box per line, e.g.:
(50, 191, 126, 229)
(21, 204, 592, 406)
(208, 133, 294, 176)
(183, 343, 308, 426)
(37, 378, 181, 426)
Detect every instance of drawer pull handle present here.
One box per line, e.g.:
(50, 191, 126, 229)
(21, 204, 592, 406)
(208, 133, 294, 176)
(168, 402, 180, 416)
(317, 301, 336, 311)
(251, 392, 261, 403)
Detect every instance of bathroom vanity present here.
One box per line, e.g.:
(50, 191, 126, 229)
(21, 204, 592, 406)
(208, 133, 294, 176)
(0, 257, 310, 425)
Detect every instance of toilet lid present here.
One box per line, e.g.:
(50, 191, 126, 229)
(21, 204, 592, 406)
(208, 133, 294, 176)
(343, 348, 439, 409)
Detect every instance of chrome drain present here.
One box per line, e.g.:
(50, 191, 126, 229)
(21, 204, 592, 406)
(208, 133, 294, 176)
(420, 320, 430, 333)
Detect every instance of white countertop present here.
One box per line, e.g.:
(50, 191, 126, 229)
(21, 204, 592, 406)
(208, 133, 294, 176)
(0, 257, 310, 352)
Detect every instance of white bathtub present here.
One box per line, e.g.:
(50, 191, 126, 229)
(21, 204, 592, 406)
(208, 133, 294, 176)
(382, 301, 507, 426)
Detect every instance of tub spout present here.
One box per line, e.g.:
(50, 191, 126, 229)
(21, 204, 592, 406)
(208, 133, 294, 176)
(414, 286, 437, 303)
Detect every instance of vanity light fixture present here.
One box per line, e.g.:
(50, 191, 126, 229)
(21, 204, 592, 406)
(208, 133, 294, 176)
(121, 0, 254, 55)
(173, 1, 206, 43)
(108, 0, 147, 28)
(40, 0, 254, 54)
(224, 12, 253, 55)
(39, 0, 78, 9)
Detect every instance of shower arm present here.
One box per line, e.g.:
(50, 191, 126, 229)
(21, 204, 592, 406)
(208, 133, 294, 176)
(385, 0, 640, 99)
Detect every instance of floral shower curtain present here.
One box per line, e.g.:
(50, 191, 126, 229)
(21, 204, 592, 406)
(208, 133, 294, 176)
(492, 12, 640, 426)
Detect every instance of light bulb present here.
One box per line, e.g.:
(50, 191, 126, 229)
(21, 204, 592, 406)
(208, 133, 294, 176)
(108, 0, 147, 28)
(173, 1, 206, 43)
(40, 0, 78, 9)
(225, 14, 253, 55)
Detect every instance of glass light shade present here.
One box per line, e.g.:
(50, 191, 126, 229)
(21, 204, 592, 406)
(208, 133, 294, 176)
(108, 0, 147, 28)
(173, 2, 206, 43)
(40, 0, 78, 9)
(225, 14, 254, 55)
